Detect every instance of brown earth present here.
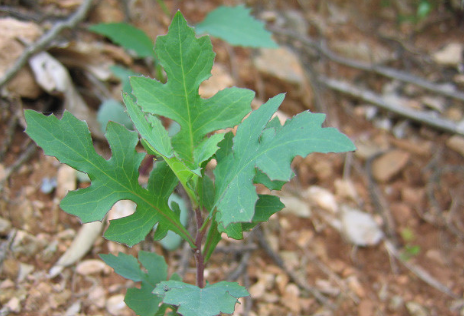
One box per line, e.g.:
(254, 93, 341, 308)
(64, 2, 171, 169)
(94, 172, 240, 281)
(1, 1, 464, 315)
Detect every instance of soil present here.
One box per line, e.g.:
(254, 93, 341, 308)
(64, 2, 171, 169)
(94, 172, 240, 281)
(1, 1, 464, 316)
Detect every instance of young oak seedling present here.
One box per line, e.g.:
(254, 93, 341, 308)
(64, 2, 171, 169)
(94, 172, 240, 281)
(25, 11, 355, 316)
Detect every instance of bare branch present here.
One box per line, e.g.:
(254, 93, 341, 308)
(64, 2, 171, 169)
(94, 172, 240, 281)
(0, 0, 94, 88)
(319, 76, 464, 136)
(270, 26, 464, 103)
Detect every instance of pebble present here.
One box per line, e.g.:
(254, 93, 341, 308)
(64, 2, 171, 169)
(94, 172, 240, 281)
(249, 281, 266, 298)
(444, 105, 463, 122)
(446, 135, 464, 157)
(340, 205, 384, 246)
(304, 186, 338, 213)
(0, 217, 11, 234)
(432, 43, 463, 66)
(312, 159, 334, 181)
(315, 279, 340, 296)
(17, 263, 34, 282)
(0, 163, 5, 180)
(425, 249, 446, 266)
(253, 47, 305, 86)
(358, 299, 374, 316)
(421, 96, 445, 112)
(296, 230, 314, 248)
(281, 283, 301, 314)
(199, 64, 234, 98)
(64, 301, 81, 316)
(56, 164, 76, 200)
(334, 179, 359, 202)
(0, 18, 43, 98)
(5, 297, 21, 313)
(406, 301, 429, 316)
(279, 195, 312, 218)
(50, 289, 71, 309)
(389, 295, 404, 311)
(329, 40, 392, 64)
(0, 279, 15, 289)
(11, 230, 46, 257)
(346, 275, 366, 298)
(76, 259, 107, 275)
(371, 150, 410, 183)
(275, 274, 289, 295)
(401, 187, 424, 205)
(40, 177, 57, 194)
(88, 285, 107, 308)
(279, 251, 300, 270)
(106, 294, 129, 316)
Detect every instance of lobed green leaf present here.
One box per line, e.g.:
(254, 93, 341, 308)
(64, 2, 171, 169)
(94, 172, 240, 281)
(89, 22, 154, 58)
(195, 5, 278, 48)
(129, 11, 255, 170)
(213, 94, 356, 234)
(153, 280, 249, 316)
(101, 251, 173, 316)
(24, 110, 193, 247)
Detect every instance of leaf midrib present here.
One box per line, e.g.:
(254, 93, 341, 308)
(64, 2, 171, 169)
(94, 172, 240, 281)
(215, 128, 350, 222)
(178, 17, 195, 163)
(34, 115, 192, 245)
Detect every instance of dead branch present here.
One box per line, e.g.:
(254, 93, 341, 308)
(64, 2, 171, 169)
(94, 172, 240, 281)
(365, 151, 399, 244)
(0, 141, 36, 191)
(0, 0, 94, 88)
(254, 226, 334, 309)
(0, 102, 18, 161)
(384, 240, 458, 298)
(319, 76, 464, 136)
(270, 26, 464, 103)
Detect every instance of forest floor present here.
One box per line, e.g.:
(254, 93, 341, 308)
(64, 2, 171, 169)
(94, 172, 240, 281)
(1, 0, 464, 315)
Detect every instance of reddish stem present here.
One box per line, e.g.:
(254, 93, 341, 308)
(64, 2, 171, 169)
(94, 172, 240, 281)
(194, 208, 206, 288)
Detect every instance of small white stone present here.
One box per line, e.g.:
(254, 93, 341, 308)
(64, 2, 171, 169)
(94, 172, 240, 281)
(0, 217, 11, 234)
(280, 195, 312, 218)
(56, 164, 76, 200)
(17, 263, 34, 282)
(304, 186, 338, 213)
(88, 285, 107, 308)
(64, 301, 81, 316)
(340, 205, 383, 246)
(106, 294, 128, 316)
(432, 43, 463, 66)
(406, 301, 429, 316)
(76, 259, 106, 275)
(5, 297, 21, 313)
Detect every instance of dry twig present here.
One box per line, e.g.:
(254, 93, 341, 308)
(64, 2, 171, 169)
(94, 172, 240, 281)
(365, 151, 398, 244)
(254, 226, 334, 308)
(319, 76, 464, 136)
(0, 102, 18, 161)
(0, 0, 94, 88)
(426, 164, 464, 240)
(0, 141, 36, 191)
(384, 240, 458, 298)
(270, 26, 464, 103)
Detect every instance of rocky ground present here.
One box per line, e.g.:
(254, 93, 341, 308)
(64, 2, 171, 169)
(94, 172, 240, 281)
(1, 0, 464, 315)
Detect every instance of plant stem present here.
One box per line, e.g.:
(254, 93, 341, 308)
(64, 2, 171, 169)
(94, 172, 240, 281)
(194, 208, 206, 288)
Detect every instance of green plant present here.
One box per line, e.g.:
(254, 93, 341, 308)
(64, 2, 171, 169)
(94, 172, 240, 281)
(381, 0, 435, 24)
(25, 12, 355, 316)
(400, 227, 421, 261)
(89, 5, 277, 145)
